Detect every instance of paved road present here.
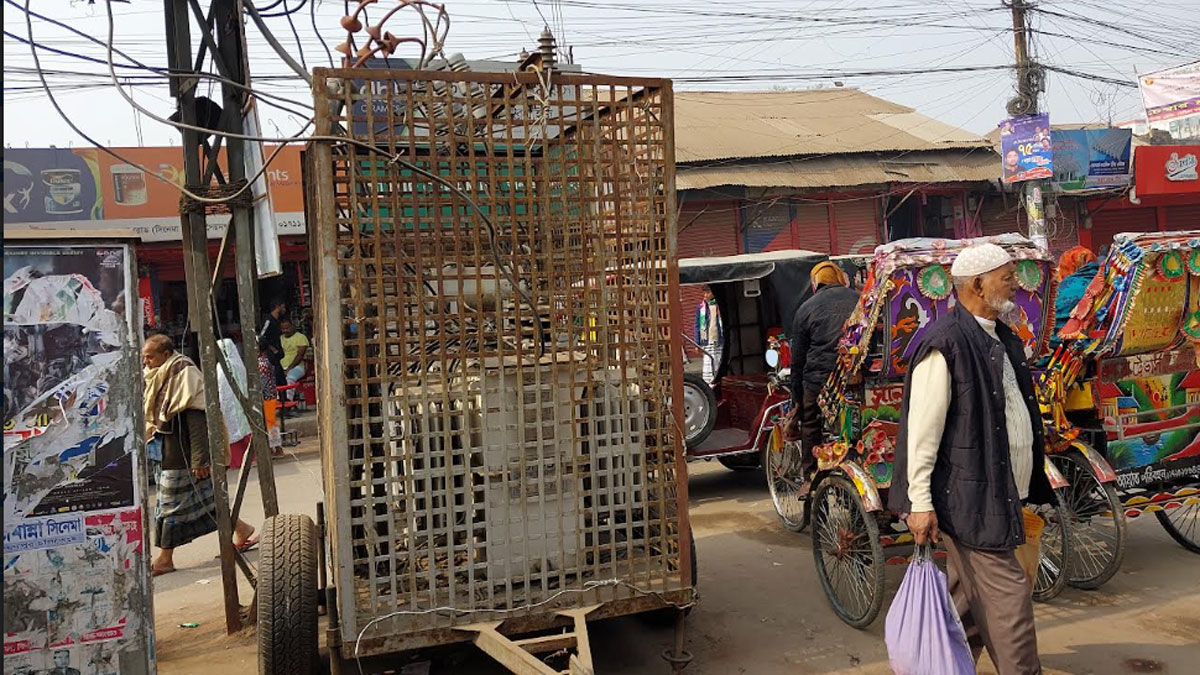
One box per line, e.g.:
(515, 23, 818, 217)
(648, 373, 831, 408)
(154, 441, 1200, 674)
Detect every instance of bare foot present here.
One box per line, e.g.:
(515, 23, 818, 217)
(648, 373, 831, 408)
(152, 563, 176, 577)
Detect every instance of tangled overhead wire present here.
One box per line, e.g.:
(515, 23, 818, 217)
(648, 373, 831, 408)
(337, 0, 450, 68)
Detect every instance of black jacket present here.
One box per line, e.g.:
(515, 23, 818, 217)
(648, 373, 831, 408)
(889, 305, 1054, 551)
(790, 285, 859, 396)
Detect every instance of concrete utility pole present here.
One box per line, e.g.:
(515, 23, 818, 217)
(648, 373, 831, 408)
(162, 0, 280, 634)
(1007, 0, 1048, 250)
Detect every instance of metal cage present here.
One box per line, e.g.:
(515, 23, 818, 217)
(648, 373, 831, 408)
(305, 67, 692, 658)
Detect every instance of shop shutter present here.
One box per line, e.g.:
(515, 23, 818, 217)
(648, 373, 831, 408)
(742, 201, 793, 253)
(795, 202, 832, 252)
(978, 193, 1021, 237)
(678, 200, 739, 259)
(1090, 208, 1157, 251)
(833, 200, 879, 255)
(1165, 204, 1200, 231)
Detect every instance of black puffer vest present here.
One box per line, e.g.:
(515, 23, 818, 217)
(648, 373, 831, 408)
(889, 305, 1054, 551)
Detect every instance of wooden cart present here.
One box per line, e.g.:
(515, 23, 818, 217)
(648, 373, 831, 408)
(255, 67, 695, 675)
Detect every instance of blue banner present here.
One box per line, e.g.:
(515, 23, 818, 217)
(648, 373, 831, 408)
(1051, 128, 1132, 191)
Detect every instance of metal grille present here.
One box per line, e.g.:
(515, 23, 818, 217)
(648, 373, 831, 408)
(307, 68, 690, 654)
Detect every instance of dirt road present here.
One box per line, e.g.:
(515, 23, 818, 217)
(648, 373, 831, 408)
(154, 440, 1200, 674)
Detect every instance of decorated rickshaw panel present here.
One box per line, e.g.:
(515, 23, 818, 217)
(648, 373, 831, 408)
(1113, 251, 1188, 356)
(882, 258, 1054, 379)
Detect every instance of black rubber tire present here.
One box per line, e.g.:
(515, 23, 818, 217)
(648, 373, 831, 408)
(811, 476, 885, 629)
(1050, 451, 1126, 590)
(682, 373, 717, 449)
(259, 513, 320, 675)
(717, 454, 760, 471)
(1156, 498, 1200, 554)
(1032, 487, 1071, 603)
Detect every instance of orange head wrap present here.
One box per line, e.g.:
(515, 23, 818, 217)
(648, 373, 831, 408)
(811, 261, 850, 289)
(1056, 245, 1097, 282)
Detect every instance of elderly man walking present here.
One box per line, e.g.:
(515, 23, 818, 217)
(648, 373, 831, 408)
(143, 334, 257, 576)
(890, 243, 1054, 675)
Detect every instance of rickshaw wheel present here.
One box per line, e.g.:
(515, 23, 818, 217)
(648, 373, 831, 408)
(811, 475, 885, 628)
(1050, 452, 1127, 590)
(1156, 498, 1200, 554)
(764, 438, 809, 532)
(1032, 487, 1072, 603)
(682, 373, 717, 449)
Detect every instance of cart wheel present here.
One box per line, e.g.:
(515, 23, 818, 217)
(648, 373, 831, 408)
(1050, 452, 1126, 590)
(1032, 488, 1071, 603)
(682, 373, 717, 449)
(811, 475, 884, 628)
(1156, 498, 1200, 554)
(764, 437, 809, 532)
(259, 513, 319, 675)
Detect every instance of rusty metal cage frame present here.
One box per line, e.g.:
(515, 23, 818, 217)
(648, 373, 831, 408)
(306, 67, 692, 658)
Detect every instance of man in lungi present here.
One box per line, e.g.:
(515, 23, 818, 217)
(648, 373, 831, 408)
(143, 334, 257, 576)
(890, 243, 1054, 675)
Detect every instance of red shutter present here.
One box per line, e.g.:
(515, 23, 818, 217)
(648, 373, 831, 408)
(832, 200, 879, 255)
(795, 203, 831, 252)
(743, 202, 793, 253)
(1090, 207, 1157, 250)
(978, 194, 1021, 237)
(1165, 204, 1200, 231)
(678, 200, 739, 258)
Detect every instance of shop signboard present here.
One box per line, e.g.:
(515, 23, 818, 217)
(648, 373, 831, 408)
(1139, 60, 1200, 141)
(1051, 128, 1133, 191)
(3, 145, 305, 242)
(999, 113, 1053, 183)
(1134, 144, 1200, 196)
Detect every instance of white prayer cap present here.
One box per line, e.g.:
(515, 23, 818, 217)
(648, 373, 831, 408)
(950, 243, 1013, 277)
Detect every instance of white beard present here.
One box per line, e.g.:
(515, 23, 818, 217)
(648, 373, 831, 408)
(987, 294, 1017, 316)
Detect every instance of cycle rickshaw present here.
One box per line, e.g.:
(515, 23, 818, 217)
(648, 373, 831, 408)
(1039, 231, 1200, 592)
(764, 234, 1072, 627)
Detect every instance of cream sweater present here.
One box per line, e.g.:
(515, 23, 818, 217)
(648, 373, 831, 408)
(905, 315, 1034, 512)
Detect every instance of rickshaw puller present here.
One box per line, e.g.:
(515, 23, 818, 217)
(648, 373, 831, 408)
(890, 243, 1054, 675)
(788, 261, 858, 493)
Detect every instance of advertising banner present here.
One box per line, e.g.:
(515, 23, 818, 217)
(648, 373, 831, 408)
(999, 113, 1053, 183)
(1139, 60, 1200, 140)
(3, 145, 305, 241)
(1051, 128, 1132, 191)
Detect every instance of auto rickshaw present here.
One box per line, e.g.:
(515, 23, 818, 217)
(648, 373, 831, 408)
(678, 250, 828, 469)
(1040, 230, 1200, 591)
(766, 234, 1073, 627)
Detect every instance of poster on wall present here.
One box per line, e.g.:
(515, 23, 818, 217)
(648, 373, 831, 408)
(3, 246, 140, 527)
(999, 113, 1054, 183)
(3, 508, 149, 674)
(1138, 60, 1200, 141)
(3, 241, 153, 673)
(1051, 128, 1132, 191)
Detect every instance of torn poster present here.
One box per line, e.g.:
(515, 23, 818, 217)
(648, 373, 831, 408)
(3, 246, 140, 533)
(3, 242, 153, 675)
(4, 507, 148, 669)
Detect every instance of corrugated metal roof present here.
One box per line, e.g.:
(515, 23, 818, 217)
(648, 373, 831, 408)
(674, 89, 990, 163)
(676, 148, 999, 191)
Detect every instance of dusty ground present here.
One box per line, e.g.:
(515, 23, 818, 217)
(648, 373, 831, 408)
(154, 436, 1200, 674)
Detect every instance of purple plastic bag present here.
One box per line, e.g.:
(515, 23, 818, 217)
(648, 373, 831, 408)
(884, 550, 976, 675)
